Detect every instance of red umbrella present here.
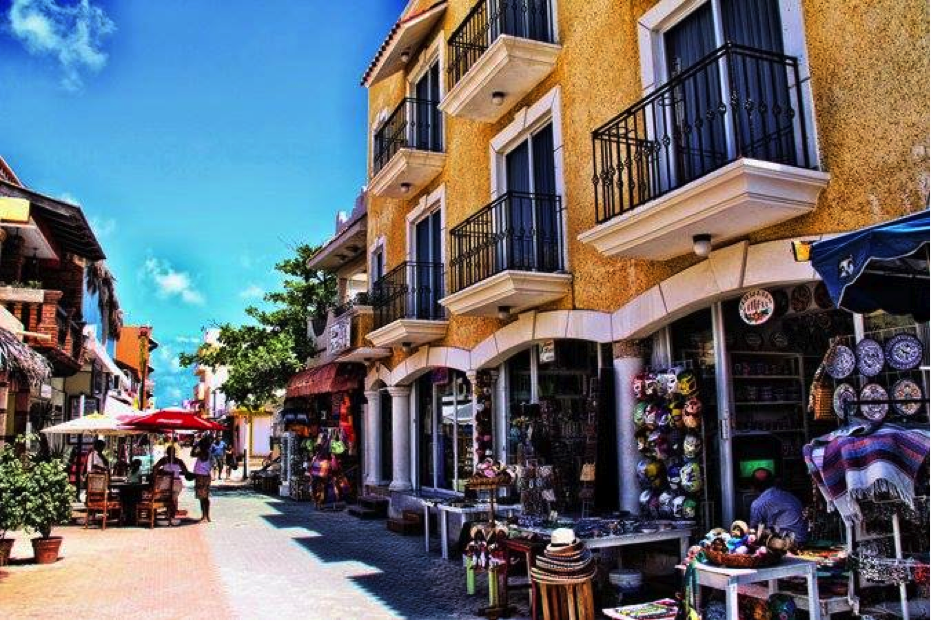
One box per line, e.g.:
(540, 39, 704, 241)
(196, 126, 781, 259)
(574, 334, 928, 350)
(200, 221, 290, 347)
(128, 408, 225, 431)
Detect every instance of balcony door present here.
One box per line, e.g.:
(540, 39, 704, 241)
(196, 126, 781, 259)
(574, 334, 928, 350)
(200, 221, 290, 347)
(502, 122, 558, 272)
(664, 0, 791, 183)
(412, 62, 442, 152)
(413, 210, 442, 319)
(491, 0, 551, 42)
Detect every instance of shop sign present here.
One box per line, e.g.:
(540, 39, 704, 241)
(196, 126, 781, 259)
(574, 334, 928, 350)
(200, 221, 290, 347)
(39, 384, 53, 399)
(539, 340, 556, 364)
(739, 289, 775, 325)
(432, 367, 449, 385)
(327, 313, 351, 355)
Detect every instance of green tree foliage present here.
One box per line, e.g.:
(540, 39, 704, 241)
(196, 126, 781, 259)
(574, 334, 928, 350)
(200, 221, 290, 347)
(179, 243, 336, 409)
(0, 443, 28, 541)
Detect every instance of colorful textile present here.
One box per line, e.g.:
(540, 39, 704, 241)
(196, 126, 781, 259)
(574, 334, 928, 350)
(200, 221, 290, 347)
(804, 423, 930, 521)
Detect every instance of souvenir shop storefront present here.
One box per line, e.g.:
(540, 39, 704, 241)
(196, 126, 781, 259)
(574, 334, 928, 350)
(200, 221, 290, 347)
(279, 362, 366, 505)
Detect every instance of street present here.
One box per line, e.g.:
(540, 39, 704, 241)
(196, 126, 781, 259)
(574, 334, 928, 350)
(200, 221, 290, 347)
(0, 484, 495, 620)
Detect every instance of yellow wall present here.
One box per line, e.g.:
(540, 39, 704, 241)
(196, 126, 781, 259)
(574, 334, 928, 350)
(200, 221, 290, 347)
(365, 0, 930, 363)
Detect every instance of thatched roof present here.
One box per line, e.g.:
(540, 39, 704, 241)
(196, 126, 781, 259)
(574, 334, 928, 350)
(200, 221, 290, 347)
(0, 327, 52, 386)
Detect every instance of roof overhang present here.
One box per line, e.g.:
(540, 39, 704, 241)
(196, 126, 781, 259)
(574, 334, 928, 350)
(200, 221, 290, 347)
(361, 1, 446, 87)
(307, 213, 368, 272)
(0, 179, 105, 261)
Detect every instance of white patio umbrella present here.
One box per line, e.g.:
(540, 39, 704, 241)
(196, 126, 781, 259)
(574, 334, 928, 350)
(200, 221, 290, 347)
(41, 413, 144, 436)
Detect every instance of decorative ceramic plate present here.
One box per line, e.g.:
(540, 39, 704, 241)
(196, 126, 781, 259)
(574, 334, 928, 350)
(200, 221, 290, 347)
(860, 383, 889, 421)
(744, 331, 763, 350)
(816, 313, 833, 330)
(884, 333, 923, 371)
(770, 331, 789, 350)
(833, 383, 857, 418)
(814, 281, 834, 309)
(825, 344, 856, 379)
(891, 379, 924, 416)
(790, 284, 812, 312)
(772, 290, 790, 318)
(856, 338, 885, 377)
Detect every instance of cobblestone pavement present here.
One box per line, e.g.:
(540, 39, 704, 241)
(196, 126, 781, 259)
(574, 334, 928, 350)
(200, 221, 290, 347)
(0, 483, 526, 620)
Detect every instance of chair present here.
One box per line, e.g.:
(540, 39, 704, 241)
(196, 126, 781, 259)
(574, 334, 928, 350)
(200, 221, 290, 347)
(135, 474, 173, 529)
(85, 473, 122, 530)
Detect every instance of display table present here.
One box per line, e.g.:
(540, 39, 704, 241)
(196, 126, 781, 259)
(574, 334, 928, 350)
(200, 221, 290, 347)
(513, 526, 693, 561)
(423, 500, 522, 559)
(686, 557, 821, 620)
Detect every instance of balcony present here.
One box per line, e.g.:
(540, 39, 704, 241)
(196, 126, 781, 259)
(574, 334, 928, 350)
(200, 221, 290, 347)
(440, 0, 559, 123)
(441, 191, 569, 317)
(368, 261, 448, 348)
(370, 98, 445, 198)
(1, 288, 84, 374)
(317, 299, 390, 364)
(580, 43, 830, 261)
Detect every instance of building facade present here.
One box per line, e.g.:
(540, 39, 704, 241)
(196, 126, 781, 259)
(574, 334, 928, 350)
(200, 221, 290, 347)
(308, 0, 929, 519)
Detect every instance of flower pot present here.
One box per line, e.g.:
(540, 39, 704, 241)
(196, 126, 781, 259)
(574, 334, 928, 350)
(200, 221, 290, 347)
(0, 539, 13, 566)
(31, 536, 62, 565)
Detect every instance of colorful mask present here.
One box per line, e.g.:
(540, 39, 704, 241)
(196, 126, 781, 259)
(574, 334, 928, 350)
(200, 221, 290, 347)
(632, 373, 647, 399)
(639, 489, 653, 515)
(633, 401, 648, 428)
(644, 403, 660, 429)
(644, 373, 660, 397)
(683, 433, 702, 459)
(637, 459, 651, 488)
(681, 461, 702, 493)
(663, 373, 680, 396)
(659, 489, 675, 518)
(650, 430, 671, 461)
(677, 371, 698, 396)
(670, 399, 685, 428)
(672, 495, 687, 518)
(667, 428, 684, 454)
(656, 406, 672, 429)
(636, 429, 651, 455)
(682, 497, 698, 519)
(667, 462, 683, 491)
(645, 459, 667, 490)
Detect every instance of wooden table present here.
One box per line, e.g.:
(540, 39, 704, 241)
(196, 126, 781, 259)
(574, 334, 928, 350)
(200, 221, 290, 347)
(688, 557, 822, 620)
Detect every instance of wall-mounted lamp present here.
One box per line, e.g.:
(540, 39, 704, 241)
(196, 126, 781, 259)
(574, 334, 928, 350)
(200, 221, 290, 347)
(400, 182, 412, 194)
(491, 91, 506, 106)
(496, 306, 510, 321)
(692, 234, 712, 258)
(401, 342, 413, 354)
(400, 50, 411, 63)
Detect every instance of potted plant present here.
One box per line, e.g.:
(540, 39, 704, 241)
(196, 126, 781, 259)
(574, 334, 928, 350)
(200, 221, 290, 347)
(0, 444, 27, 566)
(22, 455, 74, 564)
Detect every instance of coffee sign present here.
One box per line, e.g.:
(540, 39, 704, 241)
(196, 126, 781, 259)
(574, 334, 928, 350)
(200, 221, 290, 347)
(739, 289, 775, 325)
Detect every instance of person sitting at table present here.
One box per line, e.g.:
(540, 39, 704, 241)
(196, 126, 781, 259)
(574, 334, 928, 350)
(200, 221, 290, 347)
(85, 439, 110, 477)
(153, 446, 191, 524)
(127, 459, 143, 484)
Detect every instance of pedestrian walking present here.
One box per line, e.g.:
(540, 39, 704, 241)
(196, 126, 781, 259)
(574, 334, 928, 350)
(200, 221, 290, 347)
(211, 436, 226, 480)
(192, 437, 213, 522)
(224, 443, 238, 480)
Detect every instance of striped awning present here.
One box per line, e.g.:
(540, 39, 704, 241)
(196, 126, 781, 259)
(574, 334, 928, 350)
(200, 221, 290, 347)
(286, 363, 362, 398)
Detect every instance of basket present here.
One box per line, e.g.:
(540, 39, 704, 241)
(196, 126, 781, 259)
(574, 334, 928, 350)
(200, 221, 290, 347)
(703, 547, 782, 569)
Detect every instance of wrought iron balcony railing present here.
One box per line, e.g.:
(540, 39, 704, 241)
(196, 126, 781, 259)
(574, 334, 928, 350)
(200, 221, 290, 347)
(372, 97, 443, 175)
(372, 261, 445, 329)
(592, 43, 814, 224)
(449, 191, 563, 293)
(448, 0, 555, 86)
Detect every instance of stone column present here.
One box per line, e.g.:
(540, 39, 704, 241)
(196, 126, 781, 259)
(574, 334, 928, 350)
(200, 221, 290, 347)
(387, 385, 412, 492)
(613, 339, 647, 514)
(363, 389, 382, 487)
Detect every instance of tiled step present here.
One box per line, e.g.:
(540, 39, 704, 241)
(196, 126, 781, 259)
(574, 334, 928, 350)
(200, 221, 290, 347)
(346, 505, 382, 519)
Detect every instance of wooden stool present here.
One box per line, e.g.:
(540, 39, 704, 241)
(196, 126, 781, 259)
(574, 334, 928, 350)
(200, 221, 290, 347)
(532, 575, 595, 620)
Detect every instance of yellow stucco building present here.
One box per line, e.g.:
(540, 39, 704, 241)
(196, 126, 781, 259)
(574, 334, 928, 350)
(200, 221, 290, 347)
(310, 0, 929, 524)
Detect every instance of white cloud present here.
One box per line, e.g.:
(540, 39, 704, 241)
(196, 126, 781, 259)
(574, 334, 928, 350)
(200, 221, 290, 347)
(174, 335, 201, 345)
(239, 284, 264, 299)
(8, 0, 115, 91)
(89, 215, 115, 239)
(143, 257, 205, 305)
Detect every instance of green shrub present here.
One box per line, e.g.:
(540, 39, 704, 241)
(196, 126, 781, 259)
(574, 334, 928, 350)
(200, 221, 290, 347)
(22, 457, 74, 540)
(0, 444, 28, 541)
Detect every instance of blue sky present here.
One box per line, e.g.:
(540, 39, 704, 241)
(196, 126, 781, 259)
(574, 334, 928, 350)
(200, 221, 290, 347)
(0, 0, 406, 404)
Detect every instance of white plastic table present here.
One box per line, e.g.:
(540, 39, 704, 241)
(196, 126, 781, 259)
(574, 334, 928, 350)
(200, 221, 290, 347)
(424, 501, 521, 559)
(689, 556, 821, 620)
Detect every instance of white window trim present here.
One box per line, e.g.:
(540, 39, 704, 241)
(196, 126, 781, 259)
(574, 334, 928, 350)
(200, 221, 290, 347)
(488, 85, 569, 272)
(637, 0, 820, 164)
(368, 235, 386, 288)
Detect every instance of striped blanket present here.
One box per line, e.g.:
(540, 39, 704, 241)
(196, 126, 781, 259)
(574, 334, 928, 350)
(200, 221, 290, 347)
(804, 423, 930, 521)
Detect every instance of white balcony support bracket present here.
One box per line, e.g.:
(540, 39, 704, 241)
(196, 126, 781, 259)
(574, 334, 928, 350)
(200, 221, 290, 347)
(439, 36, 560, 123)
(439, 270, 571, 317)
(578, 158, 830, 261)
(367, 318, 449, 349)
(369, 149, 446, 199)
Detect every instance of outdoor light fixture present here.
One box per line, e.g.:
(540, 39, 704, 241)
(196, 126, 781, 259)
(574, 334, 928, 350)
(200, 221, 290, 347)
(400, 182, 412, 194)
(401, 342, 413, 354)
(491, 91, 506, 106)
(400, 50, 410, 63)
(692, 234, 712, 258)
(497, 306, 510, 320)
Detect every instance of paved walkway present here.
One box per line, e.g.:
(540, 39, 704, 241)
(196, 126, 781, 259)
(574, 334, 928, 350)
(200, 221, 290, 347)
(0, 483, 519, 620)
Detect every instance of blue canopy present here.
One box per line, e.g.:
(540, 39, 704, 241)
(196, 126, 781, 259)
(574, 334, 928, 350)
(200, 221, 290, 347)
(809, 210, 929, 322)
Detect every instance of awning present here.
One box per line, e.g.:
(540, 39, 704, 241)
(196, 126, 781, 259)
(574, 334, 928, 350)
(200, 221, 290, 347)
(805, 210, 929, 322)
(286, 362, 363, 398)
(361, 1, 446, 87)
(84, 326, 128, 386)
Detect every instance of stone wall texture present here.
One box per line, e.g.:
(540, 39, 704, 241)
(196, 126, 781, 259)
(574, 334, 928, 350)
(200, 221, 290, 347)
(364, 0, 930, 370)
